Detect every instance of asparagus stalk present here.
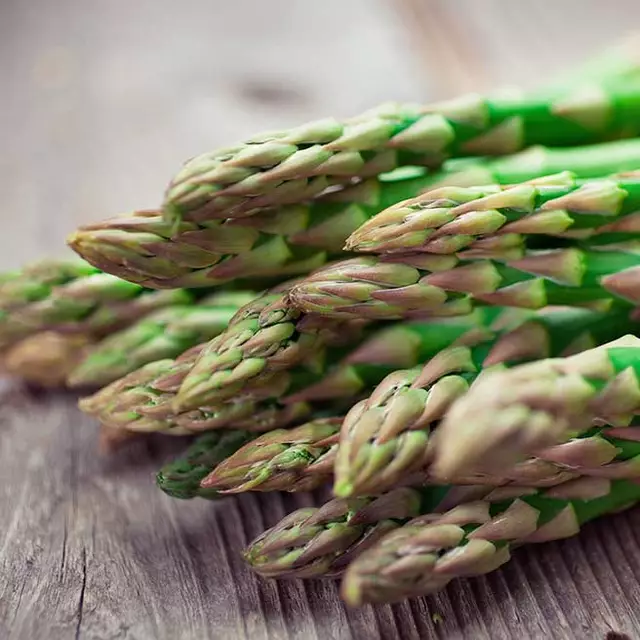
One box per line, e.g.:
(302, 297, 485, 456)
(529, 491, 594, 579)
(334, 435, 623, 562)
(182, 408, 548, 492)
(68, 209, 332, 289)
(346, 171, 640, 255)
(335, 307, 638, 497)
(173, 286, 369, 410)
(342, 477, 640, 605)
(163, 73, 640, 223)
(200, 417, 342, 494)
(0, 257, 191, 350)
(68, 140, 640, 289)
(156, 429, 255, 499)
(243, 484, 504, 579)
(402, 139, 640, 193)
(288, 247, 640, 320)
(3, 331, 94, 388)
(67, 291, 255, 387)
(80, 310, 488, 435)
(79, 343, 313, 435)
(434, 335, 640, 479)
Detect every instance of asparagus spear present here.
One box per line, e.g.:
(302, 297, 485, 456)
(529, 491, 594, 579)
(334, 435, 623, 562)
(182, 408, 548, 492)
(156, 429, 255, 499)
(335, 307, 638, 497)
(342, 477, 640, 605)
(68, 140, 640, 289)
(0, 257, 191, 350)
(67, 291, 255, 387)
(163, 74, 640, 223)
(402, 139, 640, 193)
(200, 417, 342, 494)
(173, 286, 370, 410)
(243, 484, 504, 579)
(2, 331, 94, 388)
(79, 343, 312, 435)
(434, 335, 640, 479)
(288, 248, 640, 320)
(346, 171, 640, 254)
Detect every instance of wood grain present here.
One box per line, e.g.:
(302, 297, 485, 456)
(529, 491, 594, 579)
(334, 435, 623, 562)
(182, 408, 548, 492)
(2, 0, 640, 638)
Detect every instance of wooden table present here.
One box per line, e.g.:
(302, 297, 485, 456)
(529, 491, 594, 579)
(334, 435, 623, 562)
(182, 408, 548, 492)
(2, 1, 640, 638)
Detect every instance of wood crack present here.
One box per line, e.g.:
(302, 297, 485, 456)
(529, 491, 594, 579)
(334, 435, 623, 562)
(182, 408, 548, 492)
(74, 547, 87, 640)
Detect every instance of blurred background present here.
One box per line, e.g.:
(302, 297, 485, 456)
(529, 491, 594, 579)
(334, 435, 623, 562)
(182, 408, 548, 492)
(1, 0, 639, 266)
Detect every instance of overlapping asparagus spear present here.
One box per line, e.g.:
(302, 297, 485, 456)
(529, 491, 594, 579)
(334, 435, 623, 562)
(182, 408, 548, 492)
(434, 335, 640, 478)
(289, 247, 640, 320)
(0, 257, 190, 351)
(156, 429, 255, 499)
(334, 307, 638, 497)
(81, 312, 488, 435)
(175, 304, 496, 411)
(69, 142, 640, 289)
(243, 484, 499, 579)
(199, 417, 342, 494)
(79, 344, 313, 435)
(68, 291, 255, 387)
(163, 73, 640, 223)
(342, 477, 640, 605)
(346, 171, 640, 255)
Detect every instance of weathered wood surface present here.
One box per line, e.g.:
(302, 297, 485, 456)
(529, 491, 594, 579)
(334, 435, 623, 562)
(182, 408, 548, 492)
(2, 1, 640, 638)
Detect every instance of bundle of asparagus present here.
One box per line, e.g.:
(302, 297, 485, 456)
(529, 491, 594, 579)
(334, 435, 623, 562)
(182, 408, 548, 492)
(8, 36, 640, 610)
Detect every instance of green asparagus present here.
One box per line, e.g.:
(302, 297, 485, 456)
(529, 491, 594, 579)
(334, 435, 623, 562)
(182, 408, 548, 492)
(202, 417, 342, 494)
(434, 335, 640, 479)
(288, 248, 640, 320)
(68, 291, 255, 387)
(79, 343, 312, 435)
(156, 429, 255, 499)
(173, 287, 367, 411)
(342, 477, 640, 605)
(244, 484, 500, 579)
(335, 307, 638, 497)
(0, 257, 190, 350)
(69, 141, 640, 289)
(164, 74, 640, 223)
(346, 171, 640, 255)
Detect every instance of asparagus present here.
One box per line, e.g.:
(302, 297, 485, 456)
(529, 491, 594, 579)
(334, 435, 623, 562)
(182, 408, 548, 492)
(156, 429, 255, 499)
(0, 257, 190, 350)
(67, 291, 255, 387)
(335, 307, 638, 497)
(3, 331, 94, 388)
(346, 171, 640, 255)
(342, 477, 640, 605)
(79, 343, 312, 435)
(243, 484, 502, 579)
(163, 73, 640, 223)
(173, 287, 368, 411)
(68, 209, 331, 289)
(288, 248, 640, 320)
(398, 138, 640, 193)
(433, 335, 640, 479)
(69, 140, 640, 289)
(81, 310, 492, 435)
(201, 417, 342, 494)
